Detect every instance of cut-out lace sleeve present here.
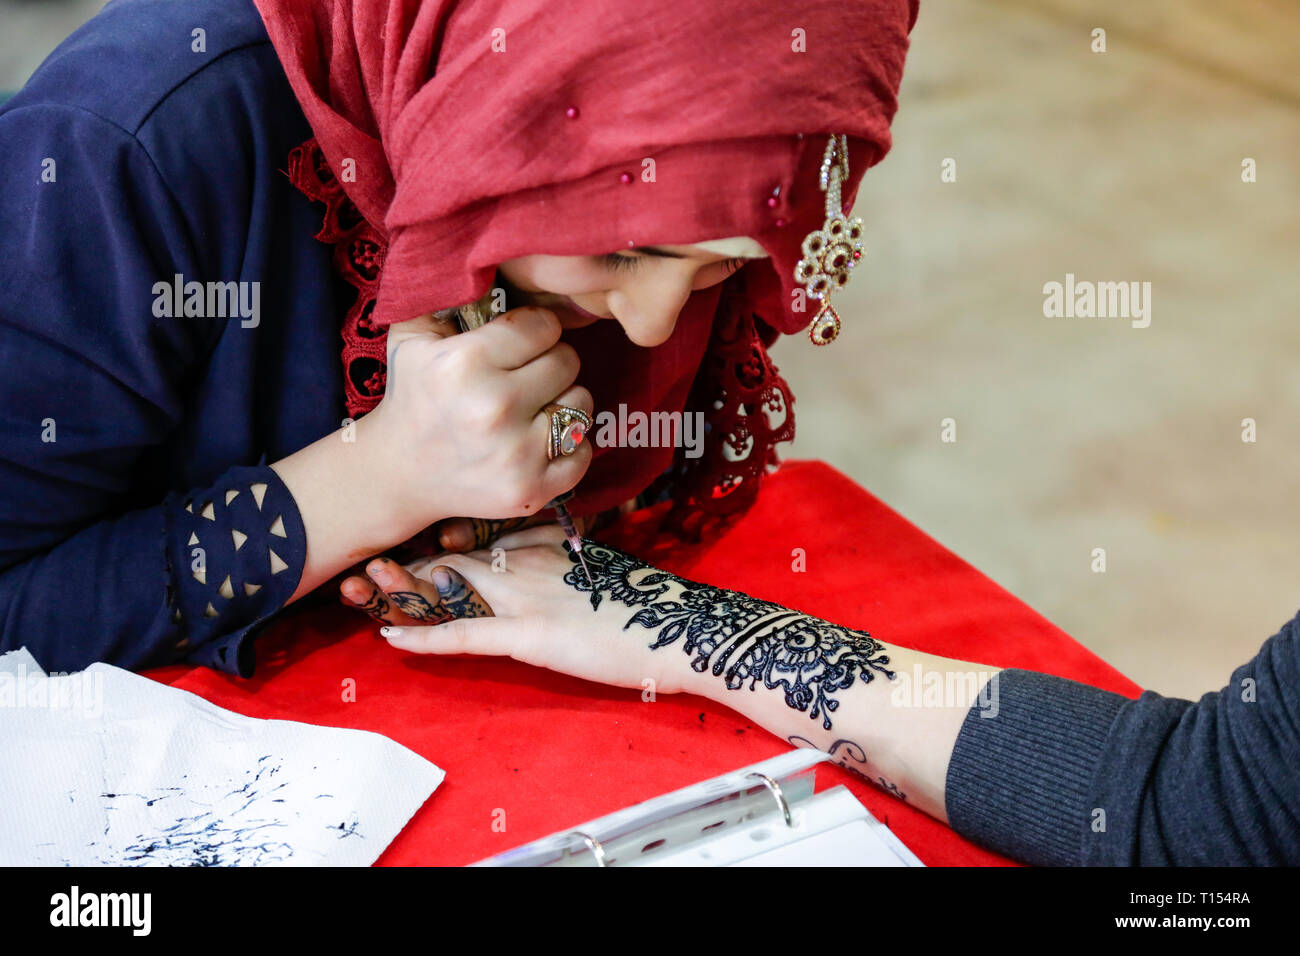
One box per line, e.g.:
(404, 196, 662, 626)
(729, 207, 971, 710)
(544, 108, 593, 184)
(161, 462, 307, 676)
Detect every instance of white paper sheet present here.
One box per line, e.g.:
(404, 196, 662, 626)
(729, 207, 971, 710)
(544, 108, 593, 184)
(0, 648, 443, 866)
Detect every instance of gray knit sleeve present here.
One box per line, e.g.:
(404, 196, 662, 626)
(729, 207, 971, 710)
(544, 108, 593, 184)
(944, 669, 1128, 865)
(943, 610, 1300, 866)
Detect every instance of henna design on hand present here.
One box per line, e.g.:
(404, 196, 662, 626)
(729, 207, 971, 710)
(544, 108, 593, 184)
(388, 591, 455, 624)
(431, 570, 491, 618)
(356, 589, 391, 620)
(563, 540, 895, 730)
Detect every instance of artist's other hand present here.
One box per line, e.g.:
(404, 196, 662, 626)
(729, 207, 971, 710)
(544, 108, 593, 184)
(367, 308, 593, 529)
(428, 512, 577, 553)
(381, 526, 704, 696)
(430, 502, 631, 552)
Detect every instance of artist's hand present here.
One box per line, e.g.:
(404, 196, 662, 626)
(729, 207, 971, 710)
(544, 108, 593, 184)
(380, 526, 705, 695)
(366, 308, 593, 529)
(428, 512, 577, 553)
(429, 501, 632, 552)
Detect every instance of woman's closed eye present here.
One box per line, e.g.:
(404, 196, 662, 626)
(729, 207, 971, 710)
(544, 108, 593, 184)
(598, 253, 747, 276)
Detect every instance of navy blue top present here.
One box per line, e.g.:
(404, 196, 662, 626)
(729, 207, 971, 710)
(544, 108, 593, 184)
(0, 0, 335, 676)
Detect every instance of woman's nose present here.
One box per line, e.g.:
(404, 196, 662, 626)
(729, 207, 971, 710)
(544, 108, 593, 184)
(611, 281, 692, 348)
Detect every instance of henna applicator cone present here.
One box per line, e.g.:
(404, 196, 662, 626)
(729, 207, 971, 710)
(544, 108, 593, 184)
(549, 491, 591, 585)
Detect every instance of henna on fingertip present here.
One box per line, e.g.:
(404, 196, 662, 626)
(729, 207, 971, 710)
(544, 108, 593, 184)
(363, 557, 455, 623)
(354, 587, 393, 621)
(430, 565, 493, 618)
(387, 590, 456, 624)
(339, 578, 399, 626)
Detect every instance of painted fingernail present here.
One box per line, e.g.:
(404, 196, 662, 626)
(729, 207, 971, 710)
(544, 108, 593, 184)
(381, 626, 403, 639)
(431, 567, 453, 596)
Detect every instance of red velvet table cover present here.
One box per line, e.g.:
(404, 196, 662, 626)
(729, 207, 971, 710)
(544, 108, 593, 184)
(145, 460, 1143, 866)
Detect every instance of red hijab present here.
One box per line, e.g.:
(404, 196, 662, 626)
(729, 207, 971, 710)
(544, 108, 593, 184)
(255, 0, 919, 524)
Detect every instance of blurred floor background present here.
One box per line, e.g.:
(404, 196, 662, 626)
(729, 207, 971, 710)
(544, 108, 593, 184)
(3, 0, 1295, 698)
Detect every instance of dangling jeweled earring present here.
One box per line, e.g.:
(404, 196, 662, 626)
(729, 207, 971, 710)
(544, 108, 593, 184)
(793, 134, 865, 345)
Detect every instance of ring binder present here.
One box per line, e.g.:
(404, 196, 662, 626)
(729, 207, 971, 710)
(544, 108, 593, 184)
(745, 772, 793, 828)
(566, 830, 608, 867)
(473, 750, 925, 867)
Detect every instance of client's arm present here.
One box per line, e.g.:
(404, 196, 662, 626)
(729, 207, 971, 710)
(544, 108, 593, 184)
(373, 528, 988, 824)
(541, 538, 998, 825)
(376, 527, 1300, 866)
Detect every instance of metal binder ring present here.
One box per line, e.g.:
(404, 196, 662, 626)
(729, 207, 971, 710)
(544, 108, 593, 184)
(746, 772, 794, 828)
(568, 830, 608, 867)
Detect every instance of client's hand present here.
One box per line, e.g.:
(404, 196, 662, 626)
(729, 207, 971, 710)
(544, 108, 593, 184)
(337, 515, 574, 624)
(338, 554, 491, 626)
(379, 526, 706, 696)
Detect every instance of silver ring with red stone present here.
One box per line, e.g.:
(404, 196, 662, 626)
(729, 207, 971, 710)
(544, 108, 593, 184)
(544, 404, 593, 461)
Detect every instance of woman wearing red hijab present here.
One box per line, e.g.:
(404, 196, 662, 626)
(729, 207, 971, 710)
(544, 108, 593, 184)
(0, 0, 916, 674)
(252, 0, 916, 622)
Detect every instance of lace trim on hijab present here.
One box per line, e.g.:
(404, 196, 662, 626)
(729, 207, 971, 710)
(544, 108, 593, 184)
(283, 136, 795, 537)
(285, 139, 388, 418)
(656, 280, 797, 540)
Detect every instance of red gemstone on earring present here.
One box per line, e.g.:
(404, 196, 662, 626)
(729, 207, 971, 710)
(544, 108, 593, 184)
(809, 307, 841, 345)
